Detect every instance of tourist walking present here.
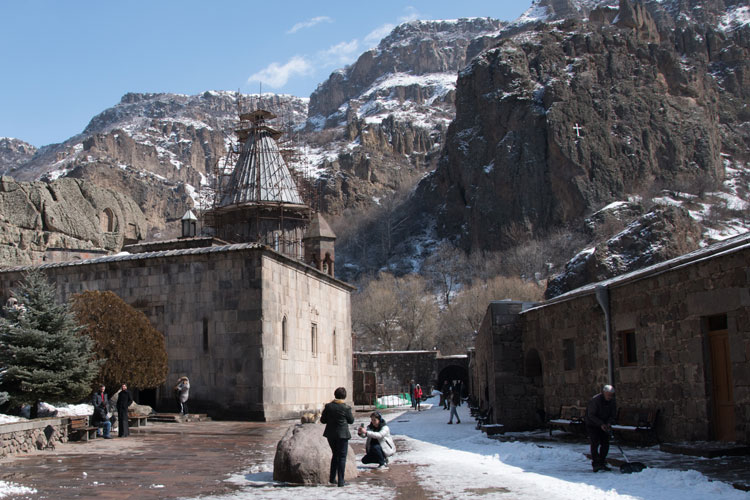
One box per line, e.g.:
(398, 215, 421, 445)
(116, 383, 133, 437)
(321, 387, 354, 487)
(447, 388, 461, 424)
(586, 385, 617, 472)
(359, 411, 396, 468)
(441, 380, 450, 410)
(174, 376, 190, 415)
(413, 384, 423, 411)
(91, 385, 112, 438)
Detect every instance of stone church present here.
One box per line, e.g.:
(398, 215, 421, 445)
(473, 233, 750, 443)
(0, 109, 353, 421)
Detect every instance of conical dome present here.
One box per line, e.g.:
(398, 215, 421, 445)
(220, 125, 303, 207)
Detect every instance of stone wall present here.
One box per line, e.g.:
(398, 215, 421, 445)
(354, 351, 439, 395)
(0, 418, 69, 457)
(473, 301, 543, 431)
(0, 244, 353, 421)
(522, 239, 750, 442)
(261, 255, 353, 420)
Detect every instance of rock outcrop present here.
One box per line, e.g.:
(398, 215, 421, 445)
(0, 138, 36, 176)
(545, 204, 703, 297)
(0, 176, 147, 266)
(273, 423, 357, 485)
(411, 0, 748, 254)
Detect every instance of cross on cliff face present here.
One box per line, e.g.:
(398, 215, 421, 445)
(573, 123, 584, 137)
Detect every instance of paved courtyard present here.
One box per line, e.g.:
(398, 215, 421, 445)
(1, 404, 747, 499)
(0, 417, 432, 500)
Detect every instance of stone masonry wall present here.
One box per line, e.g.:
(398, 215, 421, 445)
(354, 351, 439, 395)
(474, 302, 543, 430)
(0, 418, 69, 458)
(0, 245, 353, 421)
(261, 255, 353, 420)
(522, 244, 750, 442)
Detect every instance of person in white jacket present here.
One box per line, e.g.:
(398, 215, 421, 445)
(358, 411, 396, 468)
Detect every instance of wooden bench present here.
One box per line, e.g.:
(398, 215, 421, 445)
(474, 406, 493, 430)
(69, 416, 98, 442)
(481, 424, 505, 436)
(548, 405, 586, 436)
(612, 407, 659, 443)
(128, 413, 149, 427)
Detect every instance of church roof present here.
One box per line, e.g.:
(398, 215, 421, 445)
(219, 125, 303, 207)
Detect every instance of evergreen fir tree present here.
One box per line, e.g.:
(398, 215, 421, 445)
(0, 269, 99, 413)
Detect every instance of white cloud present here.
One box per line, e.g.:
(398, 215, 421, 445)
(364, 6, 421, 47)
(318, 39, 360, 66)
(248, 56, 314, 88)
(287, 16, 333, 34)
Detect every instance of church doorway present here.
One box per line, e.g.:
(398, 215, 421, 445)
(707, 314, 735, 441)
(525, 349, 546, 424)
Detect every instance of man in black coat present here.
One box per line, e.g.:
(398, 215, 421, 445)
(116, 383, 134, 438)
(585, 384, 617, 472)
(320, 386, 354, 487)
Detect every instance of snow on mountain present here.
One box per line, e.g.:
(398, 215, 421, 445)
(719, 5, 750, 31)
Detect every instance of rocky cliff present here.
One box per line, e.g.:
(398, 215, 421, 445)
(306, 18, 507, 214)
(0, 176, 147, 266)
(400, 0, 748, 286)
(0, 138, 36, 176)
(7, 92, 308, 238)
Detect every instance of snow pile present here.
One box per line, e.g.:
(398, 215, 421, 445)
(375, 394, 411, 408)
(0, 414, 24, 424)
(0, 481, 35, 498)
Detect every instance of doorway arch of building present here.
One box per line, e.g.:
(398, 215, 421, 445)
(438, 365, 469, 397)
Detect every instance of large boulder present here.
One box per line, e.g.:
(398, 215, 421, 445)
(273, 423, 358, 485)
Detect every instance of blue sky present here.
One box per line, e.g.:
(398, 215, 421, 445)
(0, 1, 530, 147)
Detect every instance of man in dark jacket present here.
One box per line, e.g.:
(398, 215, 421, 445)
(586, 384, 616, 472)
(116, 383, 133, 438)
(320, 386, 354, 487)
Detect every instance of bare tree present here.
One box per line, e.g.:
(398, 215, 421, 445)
(394, 274, 438, 350)
(436, 276, 544, 354)
(422, 242, 466, 307)
(351, 273, 401, 351)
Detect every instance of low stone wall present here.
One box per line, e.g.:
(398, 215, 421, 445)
(0, 418, 70, 457)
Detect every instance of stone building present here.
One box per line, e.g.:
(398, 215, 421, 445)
(473, 233, 750, 442)
(0, 108, 353, 420)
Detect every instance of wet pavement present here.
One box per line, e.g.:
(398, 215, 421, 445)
(0, 416, 435, 499)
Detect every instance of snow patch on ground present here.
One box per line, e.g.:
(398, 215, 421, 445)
(0, 481, 36, 498)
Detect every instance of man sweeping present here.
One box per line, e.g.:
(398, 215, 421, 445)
(585, 384, 616, 472)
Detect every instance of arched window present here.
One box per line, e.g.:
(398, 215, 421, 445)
(101, 208, 116, 232)
(281, 316, 288, 354)
(332, 329, 337, 363)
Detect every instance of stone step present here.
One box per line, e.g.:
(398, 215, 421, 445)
(150, 413, 211, 423)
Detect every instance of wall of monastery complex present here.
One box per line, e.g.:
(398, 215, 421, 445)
(0, 244, 353, 421)
(474, 235, 750, 443)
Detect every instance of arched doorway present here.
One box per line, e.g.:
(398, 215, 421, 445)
(524, 349, 545, 423)
(438, 365, 469, 398)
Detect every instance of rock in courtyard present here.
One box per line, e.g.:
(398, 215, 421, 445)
(273, 423, 358, 484)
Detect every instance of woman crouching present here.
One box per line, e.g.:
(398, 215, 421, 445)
(358, 411, 396, 468)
